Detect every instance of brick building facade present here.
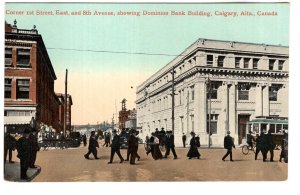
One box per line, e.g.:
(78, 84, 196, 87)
(4, 20, 70, 133)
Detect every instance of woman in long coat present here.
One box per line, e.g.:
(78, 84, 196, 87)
(187, 132, 200, 159)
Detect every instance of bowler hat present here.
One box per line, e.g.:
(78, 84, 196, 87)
(227, 131, 231, 134)
(190, 131, 195, 135)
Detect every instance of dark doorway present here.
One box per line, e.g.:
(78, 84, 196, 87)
(238, 115, 250, 144)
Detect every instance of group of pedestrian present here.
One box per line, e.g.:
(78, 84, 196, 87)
(254, 130, 288, 162)
(10, 129, 40, 180)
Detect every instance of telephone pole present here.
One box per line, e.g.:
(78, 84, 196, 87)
(171, 67, 175, 134)
(64, 69, 68, 137)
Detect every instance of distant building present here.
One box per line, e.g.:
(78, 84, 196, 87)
(118, 98, 136, 130)
(136, 38, 288, 146)
(125, 108, 137, 129)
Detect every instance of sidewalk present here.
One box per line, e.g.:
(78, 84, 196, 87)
(4, 162, 41, 182)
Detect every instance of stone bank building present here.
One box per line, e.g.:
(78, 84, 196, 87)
(136, 39, 288, 146)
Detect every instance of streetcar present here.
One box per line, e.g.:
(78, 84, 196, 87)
(245, 117, 288, 149)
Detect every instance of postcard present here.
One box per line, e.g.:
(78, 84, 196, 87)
(3, 1, 292, 189)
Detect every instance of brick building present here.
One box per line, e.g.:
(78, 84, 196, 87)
(4, 20, 62, 133)
(136, 38, 289, 146)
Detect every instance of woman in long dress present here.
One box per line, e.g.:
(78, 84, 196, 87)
(146, 133, 163, 160)
(187, 132, 200, 159)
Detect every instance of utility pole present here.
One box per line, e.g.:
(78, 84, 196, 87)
(171, 67, 175, 135)
(64, 69, 68, 137)
(208, 77, 212, 148)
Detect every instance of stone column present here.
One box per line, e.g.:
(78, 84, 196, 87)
(229, 82, 237, 135)
(280, 84, 289, 117)
(262, 83, 270, 116)
(185, 87, 191, 134)
(194, 78, 207, 143)
(255, 83, 263, 117)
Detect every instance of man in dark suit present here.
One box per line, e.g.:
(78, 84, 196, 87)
(16, 129, 31, 180)
(222, 131, 235, 161)
(266, 130, 275, 162)
(28, 131, 40, 168)
(164, 131, 178, 159)
(4, 132, 16, 163)
(108, 129, 124, 164)
(125, 130, 140, 164)
(84, 131, 99, 160)
(255, 133, 263, 160)
(82, 134, 87, 146)
(182, 133, 186, 148)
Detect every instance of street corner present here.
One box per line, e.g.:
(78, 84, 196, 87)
(4, 162, 41, 182)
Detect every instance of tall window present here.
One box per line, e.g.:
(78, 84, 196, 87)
(190, 85, 195, 101)
(269, 59, 275, 70)
(235, 57, 241, 68)
(191, 115, 194, 132)
(269, 84, 281, 101)
(207, 55, 213, 66)
(217, 56, 225, 67)
(180, 117, 184, 133)
(207, 114, 218, 134)
(238, 83, 251, 100)
(16, 79, 30, 99)
(244, 58, 250, 69)
(278, 60, 284, 71)
(17, 49, 31, 67)
(253, 58, 259, 69)
(5, 78, 12, 98)
(5, 48, 12, 67)
(207, 81, 221, 99)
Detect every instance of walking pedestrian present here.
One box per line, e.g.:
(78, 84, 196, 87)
(82, 133, 87, 147)
(164, 131, 178, 159)
(255, 132, 263, 160)
(84, 131, 99, 160)
(108, 129, 124, 164)
(187, 132, 200, 159)
(182, 133, 186, 148)
(4, 132, 16, 163)
(222, 131, 235, 162)
(28, 131, 40, 168)
(146, 132, 163, 160)
(279, 130, 288, 163)
(266, 130, 275, 162)
(16, 129, 31, 180)
(126, 130, 140, 165)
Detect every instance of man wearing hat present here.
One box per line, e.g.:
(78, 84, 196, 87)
(16, 129, 31, 180)
(222, 131, 235, 162)
(108, 129, 124, 164)
(164, 131, 177, 159)
(84, 131, 99, 160)
(126, 130, 141, 164)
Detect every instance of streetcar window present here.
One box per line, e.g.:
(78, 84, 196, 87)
(270, 124, 276, 133)
(276, 124, 283, 133)
(283, 124, 288, 130)
(253, 124, 259, 134)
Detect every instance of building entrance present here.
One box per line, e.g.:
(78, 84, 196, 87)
(238, 115, 250, 144)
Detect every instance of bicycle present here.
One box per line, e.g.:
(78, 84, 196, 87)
(242, 143, 256, 155)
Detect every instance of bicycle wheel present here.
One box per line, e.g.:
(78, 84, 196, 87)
(242, 145, 249, 155)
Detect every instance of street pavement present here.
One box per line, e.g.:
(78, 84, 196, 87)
(4, 161, 41, 182)
(13, 143, 287, 182)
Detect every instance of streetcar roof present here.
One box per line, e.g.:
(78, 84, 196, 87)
(247, 118, 288, 124)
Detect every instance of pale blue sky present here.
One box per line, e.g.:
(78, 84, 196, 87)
(5, 3, 289, 124)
